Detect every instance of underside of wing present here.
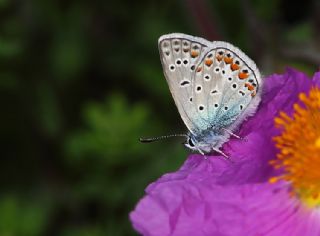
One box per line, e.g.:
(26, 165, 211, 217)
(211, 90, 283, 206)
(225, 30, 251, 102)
(191, 41, 262, 132)
(158, 33, 212, 134)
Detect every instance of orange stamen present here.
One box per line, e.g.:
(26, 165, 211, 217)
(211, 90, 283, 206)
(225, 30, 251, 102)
(270, 87, 320, 208)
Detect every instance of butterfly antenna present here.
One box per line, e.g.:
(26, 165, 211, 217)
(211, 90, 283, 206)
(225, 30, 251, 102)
(139, 134, 187, 143)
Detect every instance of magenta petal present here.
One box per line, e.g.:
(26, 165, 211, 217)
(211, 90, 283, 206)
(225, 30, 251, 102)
(312, 71, 320, 86)
(130, 156, 320, 236)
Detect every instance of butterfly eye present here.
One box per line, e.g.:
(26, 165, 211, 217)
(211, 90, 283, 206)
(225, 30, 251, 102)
(188, 138, 195, 147)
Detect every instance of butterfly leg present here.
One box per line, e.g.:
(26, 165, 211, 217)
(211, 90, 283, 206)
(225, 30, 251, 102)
(211, 146, 230, 160)
(197, 148, 205, 155)
(196, 149, 210, 160)
(222, 128, 245, 140)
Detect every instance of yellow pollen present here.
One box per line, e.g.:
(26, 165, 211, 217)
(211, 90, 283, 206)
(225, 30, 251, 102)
(316, 137, 320, 148)
(271, 87, 320, 208)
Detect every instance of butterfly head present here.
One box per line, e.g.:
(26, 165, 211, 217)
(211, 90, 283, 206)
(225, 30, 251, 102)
(184, 134, 216, 153)
(184, 135, 197, 150)
(184, 131, 229, 154)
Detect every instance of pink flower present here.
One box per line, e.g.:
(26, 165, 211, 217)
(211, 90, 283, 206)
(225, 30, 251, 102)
(130, 69, 320, 236)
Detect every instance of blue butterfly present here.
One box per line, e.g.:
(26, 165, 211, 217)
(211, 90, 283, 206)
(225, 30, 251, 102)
(141, 33, 262, 158)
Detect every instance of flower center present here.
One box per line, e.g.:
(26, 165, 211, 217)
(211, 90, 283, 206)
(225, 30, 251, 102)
(270, 87, 320, 208)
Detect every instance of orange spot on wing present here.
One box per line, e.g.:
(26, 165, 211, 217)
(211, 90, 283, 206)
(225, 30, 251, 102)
(196, 66, 202, 72)
(239, 72, 249, 79)
(216, 55, 223, 61)
(191, 50, 199, 58)
(231, 63, 239, 71)
(224, 57, 233, 64)
(251, 91, 256, 97)
(205, 59, 213, 66)
(245, 83, 254, 91)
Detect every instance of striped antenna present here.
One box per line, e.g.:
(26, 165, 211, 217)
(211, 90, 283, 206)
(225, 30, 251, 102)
(139, 134, 187, 143)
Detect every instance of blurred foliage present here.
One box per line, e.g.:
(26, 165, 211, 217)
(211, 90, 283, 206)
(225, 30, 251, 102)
(1, 0, 319, 235)
(66, 94, 155, 163)
(0, 196, 49, 236)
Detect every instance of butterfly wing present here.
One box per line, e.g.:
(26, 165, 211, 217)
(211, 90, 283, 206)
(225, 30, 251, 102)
(191, 41, 261, 132)
(158, 33, 212, 134)
(159, 33, 262, 138)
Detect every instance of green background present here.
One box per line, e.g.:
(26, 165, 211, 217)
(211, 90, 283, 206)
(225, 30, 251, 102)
(1, 0, 319, 235)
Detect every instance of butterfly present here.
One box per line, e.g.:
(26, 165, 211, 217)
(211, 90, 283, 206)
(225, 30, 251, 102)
(141, 33, 262, 158)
